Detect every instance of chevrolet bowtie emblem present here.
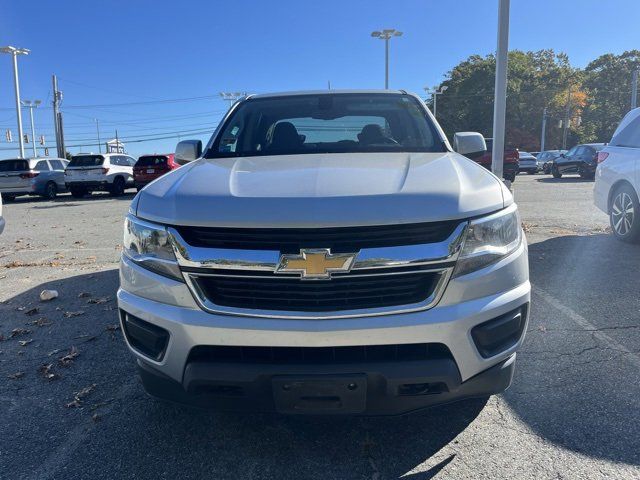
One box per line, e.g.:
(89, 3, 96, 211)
(275, 249, 358, 280)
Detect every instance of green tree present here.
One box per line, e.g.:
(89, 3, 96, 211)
(581, 50, 640, 143)
(432, 50, 582, 151)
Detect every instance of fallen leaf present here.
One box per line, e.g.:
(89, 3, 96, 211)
(77, 292, 91, 298)
(24, 307, 39, 316)
(106, 324, 120, 332)
(47, 348, 61, 356)
(58, 346, 79, 366)
(63, 311, 85, 318)
(9, 328, 31, 338)
(27, 317, 52, 327)
(7, 372, 24, 379)
(65, 383, 96, 408)
(38, 363, 59, 380)
(18, 339, 33, 347)
(87, 297, 109, 305)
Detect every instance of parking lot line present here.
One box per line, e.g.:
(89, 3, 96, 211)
(532, 285, 640, 368)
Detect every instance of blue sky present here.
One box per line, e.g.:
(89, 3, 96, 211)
(1, 0, 639, 158)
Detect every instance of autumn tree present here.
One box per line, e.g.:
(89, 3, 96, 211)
(431, 50, 584, 151)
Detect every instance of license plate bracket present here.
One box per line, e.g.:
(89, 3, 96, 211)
(272, 374, 367, 414)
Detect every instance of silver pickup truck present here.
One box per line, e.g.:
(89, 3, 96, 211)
(117, 90, 530, 415)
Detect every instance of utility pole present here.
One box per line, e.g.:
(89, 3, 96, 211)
(562, 88, 572, 150)
(371, 29, 403, 89)
(632, 69, 639, 110)
(491, 0, 510, 181)
(95, 119, 102, 153)
(52, 74, 65, 158)
(1, 46, 30, 158)
(58, 113, 65, 158)
(22, 100, 41, 157)
(540, 107, 547, 152)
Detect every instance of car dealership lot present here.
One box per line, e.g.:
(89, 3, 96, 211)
(0, 176, 639, 480)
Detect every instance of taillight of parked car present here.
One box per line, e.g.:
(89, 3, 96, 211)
(19, 171, 39, 179)
(597, 152, 609, 163)
(102, 167, 110, 174)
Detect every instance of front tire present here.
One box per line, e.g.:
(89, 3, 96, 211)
(552, 166, 562, 178)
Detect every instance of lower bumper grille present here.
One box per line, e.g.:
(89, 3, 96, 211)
(188, 343, 453, 365)
(191, 270, 442, 312)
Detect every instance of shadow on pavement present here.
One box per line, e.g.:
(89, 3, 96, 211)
(505, 233, 640, 466)
(0, 269, 486, 479)
(3, 235, 640, 476)
(2, 191, 136, 206)
(535, 177, 594, 183)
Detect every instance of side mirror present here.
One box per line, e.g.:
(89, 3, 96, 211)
(175, 140, 203, 165)
(453, 132, 487, 156)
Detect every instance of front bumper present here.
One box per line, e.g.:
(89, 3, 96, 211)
(117, 240, 530, 414)
(136, 352, 516, 415)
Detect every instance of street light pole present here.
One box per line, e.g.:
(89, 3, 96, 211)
(540, 107, 547, 152)
(219, 92, 247, 108)
(1, 46, 30, 159)
(424, 86, 448, 118)
(371, 29, 403, 89)
(632, 69, 639, 110)
(490, 0, 510, 181)
(22, 100, 41, 157)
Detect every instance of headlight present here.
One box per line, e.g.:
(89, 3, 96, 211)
(123, 215, 182, 281)
(454, 204, 523, 277)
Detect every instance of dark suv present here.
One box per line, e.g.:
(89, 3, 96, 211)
(552, 144, 605, 180)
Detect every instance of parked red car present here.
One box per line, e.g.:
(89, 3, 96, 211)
(133, 154, 179, 190)
(471, 138, 520, 182)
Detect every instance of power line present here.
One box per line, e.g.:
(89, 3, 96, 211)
(0, 128, 213, 152)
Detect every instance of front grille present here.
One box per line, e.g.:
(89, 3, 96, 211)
(174, 221, 459, 252)
(192, 271, 441, 312)
(188, 343, 453, 365)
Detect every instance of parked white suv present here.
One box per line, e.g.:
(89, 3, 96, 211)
(118, 91, 530, 415)
(594, 107, 640, 243)
(65, 153, 135, 197)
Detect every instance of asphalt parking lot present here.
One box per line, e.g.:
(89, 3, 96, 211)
(1, 174, 639, 480)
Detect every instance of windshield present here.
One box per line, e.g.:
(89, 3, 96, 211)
(0, 159, 29, 172)
(136, 155, 168, 167)
(205, 93, 445, 158)
(69, 155, 104, 167)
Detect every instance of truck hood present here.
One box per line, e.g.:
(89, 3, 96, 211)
(135, 152, 510, 228)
